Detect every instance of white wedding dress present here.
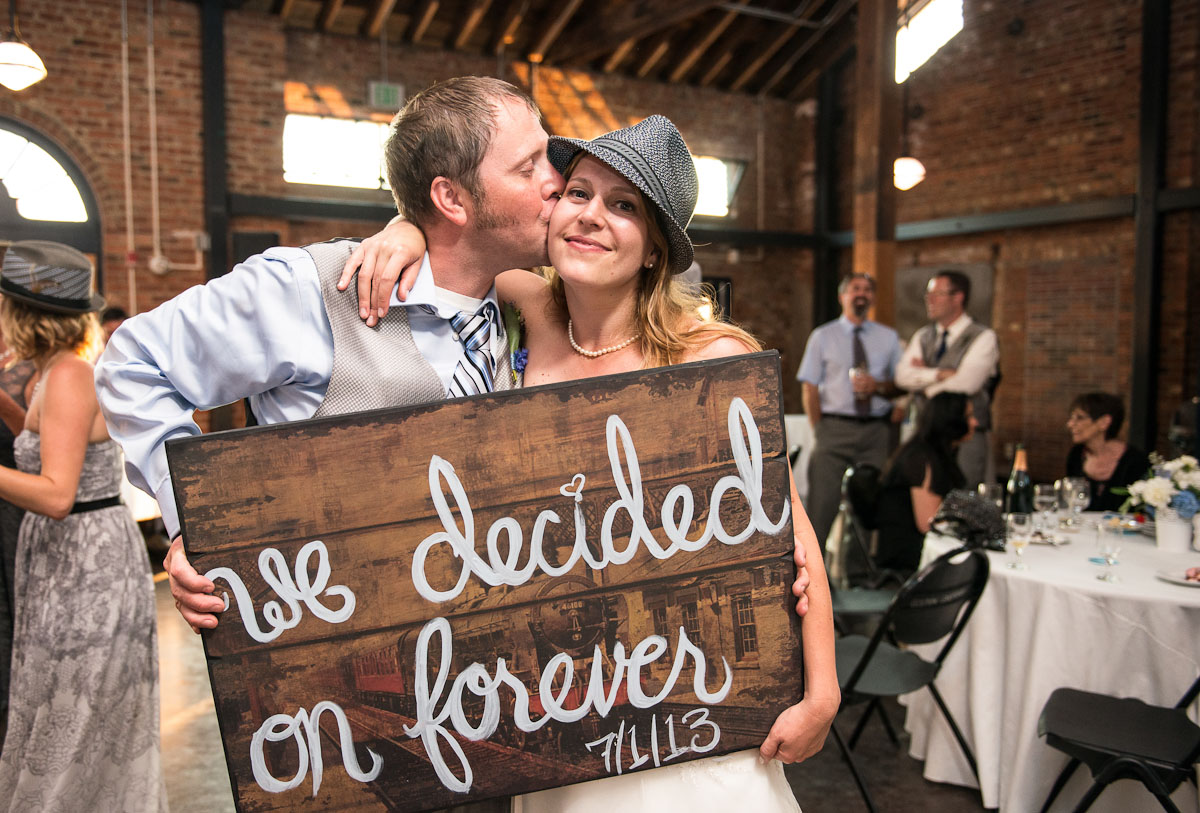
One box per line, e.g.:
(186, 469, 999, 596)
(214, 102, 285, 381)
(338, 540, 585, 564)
(511, 750, 801, 813)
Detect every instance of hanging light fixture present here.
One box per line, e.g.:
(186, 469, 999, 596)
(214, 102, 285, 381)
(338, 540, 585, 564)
(893, 75, 925, 190)
(0, 0, 46, 92)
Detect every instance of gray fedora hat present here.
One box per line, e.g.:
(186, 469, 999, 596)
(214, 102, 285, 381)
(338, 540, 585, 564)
(547, 115, 698, 275)
(1, 240, 104, 314)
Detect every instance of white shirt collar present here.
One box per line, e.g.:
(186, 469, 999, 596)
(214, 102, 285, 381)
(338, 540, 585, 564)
(388, 252, 500, 318)
(940, 312, 974, 342)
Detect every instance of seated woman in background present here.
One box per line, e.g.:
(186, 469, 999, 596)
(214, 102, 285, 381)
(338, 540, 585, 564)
(1065, 392, 1149, 512)
(875, 393, 976, 574)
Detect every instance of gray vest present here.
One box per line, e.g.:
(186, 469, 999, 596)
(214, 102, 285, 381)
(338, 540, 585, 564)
(305, 240, 518, 419)
(916, 321, 994, 431)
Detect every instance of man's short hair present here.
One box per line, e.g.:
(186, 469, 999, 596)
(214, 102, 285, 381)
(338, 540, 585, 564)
(936, 270, 971, 309)
(384, 76, 539, 229)
(838, 272, 876, 296)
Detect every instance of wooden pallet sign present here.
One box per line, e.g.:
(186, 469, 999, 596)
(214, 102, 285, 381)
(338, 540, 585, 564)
(168, 351, 803, 812)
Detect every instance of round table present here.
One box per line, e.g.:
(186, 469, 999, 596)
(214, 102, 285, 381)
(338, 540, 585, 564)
(902, 521, 1200, 812)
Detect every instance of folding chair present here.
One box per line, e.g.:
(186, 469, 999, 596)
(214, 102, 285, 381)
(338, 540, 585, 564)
(832, 546, 990, 812)
(1036, 674, 1200, 813)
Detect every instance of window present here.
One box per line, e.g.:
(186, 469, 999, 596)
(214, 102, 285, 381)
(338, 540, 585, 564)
(692, 156, 743, 218)
(283, 113, 391, 190)
(0, 128, 87, 222)
(681, 601, 702, 645)
(732, 594, 758, 660)
(895, 0, 963, 83)
(651, 605, 669, 639)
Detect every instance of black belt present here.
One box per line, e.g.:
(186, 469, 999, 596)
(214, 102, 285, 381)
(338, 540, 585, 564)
(70, 496, 123, 514)
(822, 413, 889, 424)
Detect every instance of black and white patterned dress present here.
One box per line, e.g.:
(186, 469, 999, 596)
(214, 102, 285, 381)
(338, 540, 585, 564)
(0, 432, 166, 812)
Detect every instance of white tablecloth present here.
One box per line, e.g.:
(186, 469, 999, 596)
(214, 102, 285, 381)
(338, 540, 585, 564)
(902, 525, 1200, 812)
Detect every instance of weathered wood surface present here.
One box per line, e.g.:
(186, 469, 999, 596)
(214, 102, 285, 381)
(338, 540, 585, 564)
(167, 352, 803, 812)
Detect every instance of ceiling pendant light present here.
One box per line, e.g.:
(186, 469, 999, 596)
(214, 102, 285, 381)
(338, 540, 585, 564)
(0, 0, 45, 92)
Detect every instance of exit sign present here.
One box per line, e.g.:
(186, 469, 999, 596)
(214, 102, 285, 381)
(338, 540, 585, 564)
(369, 81, 405, 111)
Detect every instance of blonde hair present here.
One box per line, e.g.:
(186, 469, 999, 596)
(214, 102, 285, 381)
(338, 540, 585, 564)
(547, 154, 761, 368)
(0, 297, 103, 364)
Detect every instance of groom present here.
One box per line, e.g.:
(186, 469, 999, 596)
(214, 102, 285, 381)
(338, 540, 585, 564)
(95, 76, 563, 640)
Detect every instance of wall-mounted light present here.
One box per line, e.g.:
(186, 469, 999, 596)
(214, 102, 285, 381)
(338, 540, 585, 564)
(0, 0, 45, 92)
(894, 155, 926, 191)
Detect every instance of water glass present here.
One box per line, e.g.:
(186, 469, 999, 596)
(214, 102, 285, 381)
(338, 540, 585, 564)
(1096, 525, 1122, 583)
(1006, 512, 1031, 570)
(1058, 477, 1090, 526)
(1033, 483, 1057, 535)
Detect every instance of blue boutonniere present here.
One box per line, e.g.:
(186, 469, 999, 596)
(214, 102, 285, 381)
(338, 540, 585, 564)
(502, 302, 527, 383)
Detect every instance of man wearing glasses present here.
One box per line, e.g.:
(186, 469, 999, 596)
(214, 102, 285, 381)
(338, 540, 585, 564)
(896, 270, 1000, 489)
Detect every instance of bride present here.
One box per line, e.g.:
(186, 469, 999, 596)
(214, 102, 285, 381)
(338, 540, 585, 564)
(344, 114, 838, 812)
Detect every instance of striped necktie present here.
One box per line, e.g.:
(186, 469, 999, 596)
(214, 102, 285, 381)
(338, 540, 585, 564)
(448, 302, 497, 397)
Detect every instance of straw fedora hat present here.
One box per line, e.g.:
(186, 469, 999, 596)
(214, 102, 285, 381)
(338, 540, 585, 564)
(1, 240, 104, 314)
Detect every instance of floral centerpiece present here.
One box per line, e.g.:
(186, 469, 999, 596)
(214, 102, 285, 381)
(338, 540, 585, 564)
(1121, 454, 1200, 520)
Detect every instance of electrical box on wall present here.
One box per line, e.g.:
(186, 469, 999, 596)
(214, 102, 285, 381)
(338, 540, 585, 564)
(369, 81, 405, 111)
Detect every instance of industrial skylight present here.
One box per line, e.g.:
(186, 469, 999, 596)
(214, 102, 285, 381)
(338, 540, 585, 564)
(895, 0, 963, 83)
(0, 128, 87, 222)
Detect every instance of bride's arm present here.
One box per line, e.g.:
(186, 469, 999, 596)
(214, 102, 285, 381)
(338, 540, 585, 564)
(758, 476, 839, 764)
(336, 215, 425, 326)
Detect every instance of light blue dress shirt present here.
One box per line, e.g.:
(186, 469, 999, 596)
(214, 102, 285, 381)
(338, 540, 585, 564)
(94, 245, 501, 538)
(795, 316, 901, 418)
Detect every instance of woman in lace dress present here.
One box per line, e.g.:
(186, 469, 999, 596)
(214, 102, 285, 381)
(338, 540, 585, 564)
(0, 241, 166, 812)
(346, 116, 839, 812)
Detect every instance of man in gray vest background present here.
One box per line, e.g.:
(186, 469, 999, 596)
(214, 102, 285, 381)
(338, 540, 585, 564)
(95, 76, 563, 640)
(895, 270, 1000, 489)
(796, 273, 901, 550)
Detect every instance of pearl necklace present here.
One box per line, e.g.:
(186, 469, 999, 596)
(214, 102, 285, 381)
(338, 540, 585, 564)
(568, 319, 638, 358)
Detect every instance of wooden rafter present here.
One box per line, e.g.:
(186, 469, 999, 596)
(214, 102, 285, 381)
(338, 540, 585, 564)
(787, 34, 855, 101)
(361, 0, 398, 38)
(408, 0, 439, 43)
(698, 48, 734, 87)
(317, 0, 344, 32)
(728, 24, 797, 92)
(601, 38, 638, 73)
(550, 0, 723, 67)
(489, 0, 529, 55)
(634, 31, 674, 78)
(526, 0, 584, 63)
(667, 5, 742, 84)
(453, 0, 493, 50)
(273, 0, 297, 18)
(758, 0, 856, 96)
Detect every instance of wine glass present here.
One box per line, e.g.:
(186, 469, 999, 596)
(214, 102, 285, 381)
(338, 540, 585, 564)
(1006, 512, 1031, 570)
(1059, 477, 1090, 527)
(1096, 524, 1122, 583)
(1033, 483, 1058, 537)
(978, 482, 1004, 511)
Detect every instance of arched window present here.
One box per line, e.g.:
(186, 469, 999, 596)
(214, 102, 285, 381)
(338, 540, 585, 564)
(0, 118, 102, 283)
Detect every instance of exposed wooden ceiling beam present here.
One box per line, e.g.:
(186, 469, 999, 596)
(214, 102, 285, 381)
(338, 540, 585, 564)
(453, 0, 492, 50)
(550, 0, 723, 67)
(489, 0, 529, 55)
(408, 0, 439, 43)
(634, 31, 674, 78)
(758, 0, 856, 96)
(273, 0, 297, 18)
(788, 32, 855, 101)
(526, 0, 584, 62)
(602, 38, 638, 73)
(667, 5, 741, 84)
(698, 47, 735, 87)
(728, 24, 798, 92)
(360, 0, 398, 38)
(316, 0, 344, 32)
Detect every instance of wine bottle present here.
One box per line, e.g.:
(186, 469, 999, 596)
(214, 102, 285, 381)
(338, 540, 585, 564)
(1006, 444, 1034, 514)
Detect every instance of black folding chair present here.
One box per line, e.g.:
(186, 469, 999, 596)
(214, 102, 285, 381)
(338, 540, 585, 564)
(832, 546, 990, 812)
(1036, 674, 1200, 813)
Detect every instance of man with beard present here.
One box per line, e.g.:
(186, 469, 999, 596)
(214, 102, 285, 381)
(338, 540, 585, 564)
(96, 75, 563, 643)
(796, 273, 901, 549)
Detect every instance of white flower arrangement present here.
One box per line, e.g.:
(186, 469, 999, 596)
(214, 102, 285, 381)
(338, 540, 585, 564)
(1123, 454, 1200, 520)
